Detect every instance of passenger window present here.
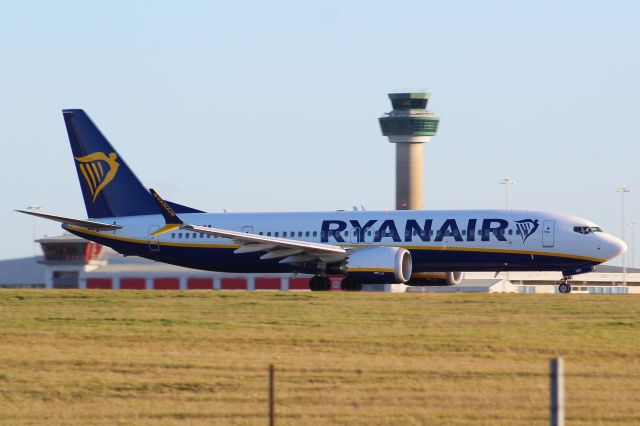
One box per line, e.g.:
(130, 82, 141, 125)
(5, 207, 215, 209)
(313, 231, 317, 237)
(186, 233, 190, 239)
(298, 231, 302, 237)
(171, 233, 175, 239)
(259, 232, 263, 235)
(275, 232, 279, 237)
(305, 231, 310, 237)
(178, 233, 182, 239)
(207, 234, 211, 238)
(345, 231, 349, 237)
(367, 230, 372, 236)
(267, 232, 271, 236)
(508, 229, 513, 235)
(193, 233, 197, 238)
(283, 232, 288, 237)
(462, 230, 466, 235)
(200, 233, 204, 238)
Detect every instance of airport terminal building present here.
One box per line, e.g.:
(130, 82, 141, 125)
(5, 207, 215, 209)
(1, 234, 638, 294)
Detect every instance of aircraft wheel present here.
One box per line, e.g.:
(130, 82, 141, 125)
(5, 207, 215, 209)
(558, 282, 571, 294)
(322, 277, 331, 291)
(341, 277, 362, 292)
(310, 276, 331, 292)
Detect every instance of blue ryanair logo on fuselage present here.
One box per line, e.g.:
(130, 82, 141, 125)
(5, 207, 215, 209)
(319, 218, 541, 244)
(514, 219, 539, 243)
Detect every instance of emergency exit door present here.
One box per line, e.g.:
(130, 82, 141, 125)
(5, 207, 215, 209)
(542, 220, 555, 247)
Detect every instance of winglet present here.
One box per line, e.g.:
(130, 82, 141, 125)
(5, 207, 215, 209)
(149, 188, 184, 236)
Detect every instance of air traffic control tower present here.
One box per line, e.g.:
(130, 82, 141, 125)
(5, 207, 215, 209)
(379, 92, 440, 210)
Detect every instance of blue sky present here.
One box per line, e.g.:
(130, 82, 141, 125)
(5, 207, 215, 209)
(1, 1, 638, 263)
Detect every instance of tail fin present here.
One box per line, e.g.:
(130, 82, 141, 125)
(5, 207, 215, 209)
(63, 109, 203, 218)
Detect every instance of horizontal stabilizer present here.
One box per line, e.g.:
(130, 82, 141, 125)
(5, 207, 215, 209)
(16, 210, 121, 231)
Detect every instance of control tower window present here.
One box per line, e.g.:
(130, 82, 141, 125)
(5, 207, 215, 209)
(392, 99, 427, 109)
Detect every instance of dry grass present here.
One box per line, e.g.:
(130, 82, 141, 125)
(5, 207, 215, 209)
(0, 290, 639, 425)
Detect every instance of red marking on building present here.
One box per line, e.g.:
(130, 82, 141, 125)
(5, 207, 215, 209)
(289, 277, 310, 290)
(87, 278, 112, 289)
(255, 278, 281, 290)
(220, 278, 247, 290)
(187, 277, 213, 290)
(153, 278, 180, 290)
(120, 278, 146, 290)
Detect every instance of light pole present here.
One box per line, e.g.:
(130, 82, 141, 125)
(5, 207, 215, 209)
(27, 205, 41, 256)
(629, 221, 638, 269)
(617, 187, 631, 286)
(499, 177, 516, 210)
(499, 178, 516, 284)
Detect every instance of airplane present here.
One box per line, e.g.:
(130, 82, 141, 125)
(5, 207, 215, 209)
(18, 109, 626, 293)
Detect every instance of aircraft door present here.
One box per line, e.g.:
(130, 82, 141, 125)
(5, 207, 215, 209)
(148, 225, 161, 252)
(542, 220, 555, 247)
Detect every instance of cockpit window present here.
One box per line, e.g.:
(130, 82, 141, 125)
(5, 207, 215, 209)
(573, 226, 603, 234)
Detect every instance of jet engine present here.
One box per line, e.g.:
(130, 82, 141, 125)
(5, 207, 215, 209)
(342, 247, 412, 284)
(406, 271, 465, 286)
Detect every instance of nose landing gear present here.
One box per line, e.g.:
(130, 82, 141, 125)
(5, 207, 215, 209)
(558, 275, 573, 294)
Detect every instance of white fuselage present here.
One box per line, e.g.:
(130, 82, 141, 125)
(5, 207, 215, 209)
(66, 209, 626, 275)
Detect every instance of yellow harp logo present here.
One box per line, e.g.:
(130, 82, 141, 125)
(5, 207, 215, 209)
(75, 152, 120, 202)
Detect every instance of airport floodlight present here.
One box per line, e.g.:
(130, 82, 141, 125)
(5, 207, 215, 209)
(27, 205, 41, 256)
(629, 221, 638, 269)
(499, 177, 516, 210)
(379, 92, 439, 210)
(617, 187, 631, 285)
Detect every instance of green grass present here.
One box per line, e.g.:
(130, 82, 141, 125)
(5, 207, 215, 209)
(0, 290, 639, 425)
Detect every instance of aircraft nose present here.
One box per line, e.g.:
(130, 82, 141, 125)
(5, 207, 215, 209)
(599, 234, 627, 260)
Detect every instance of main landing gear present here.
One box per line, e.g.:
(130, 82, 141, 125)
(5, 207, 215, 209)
(309, 276, 364, 292)
(340, 277, 363, 292)
(309, 275, 331, 292)
(558, 276, 573, 294)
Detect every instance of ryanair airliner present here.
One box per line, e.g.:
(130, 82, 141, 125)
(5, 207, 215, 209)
(18, 110, 626, 293)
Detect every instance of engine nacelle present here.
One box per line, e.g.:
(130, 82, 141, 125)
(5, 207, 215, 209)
(446, 271, 464, 285)
(406, 272, 465, 286)
(344, 247, 412, 284)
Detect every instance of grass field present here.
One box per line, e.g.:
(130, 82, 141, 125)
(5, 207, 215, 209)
(0, 290, 639, 425)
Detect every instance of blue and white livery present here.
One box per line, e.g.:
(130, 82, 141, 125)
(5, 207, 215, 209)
(18, 110, 626, 293)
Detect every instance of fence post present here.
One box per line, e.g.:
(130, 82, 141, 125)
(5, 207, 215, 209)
(550, 358, 564, 426)
(269, 364, 275, 426)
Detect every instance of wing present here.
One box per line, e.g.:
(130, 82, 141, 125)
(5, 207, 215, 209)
(183, 224, 347, 264)
(16, 210, 121, 231)
(148, 188, 347, 266)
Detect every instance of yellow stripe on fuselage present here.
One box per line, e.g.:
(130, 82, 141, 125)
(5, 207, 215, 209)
(349, 268, 394, 273)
